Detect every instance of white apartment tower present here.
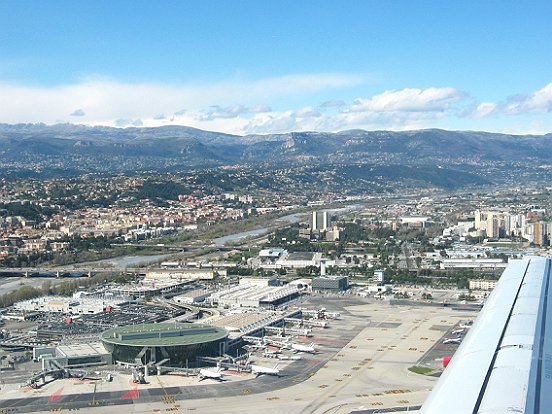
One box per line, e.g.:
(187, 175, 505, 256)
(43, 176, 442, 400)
(310, 211, 330, 231)
(474, 210, 481, 230)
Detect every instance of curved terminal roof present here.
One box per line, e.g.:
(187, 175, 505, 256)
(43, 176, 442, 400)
(101, 323, 228, 347)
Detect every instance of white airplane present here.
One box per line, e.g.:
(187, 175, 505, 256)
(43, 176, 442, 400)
(452, 328, 465, 335)
(198, 368, 225, 381)
(443, 338, 461, 345)
(251, 363, 280, 377)
(291, 342, 317, 354)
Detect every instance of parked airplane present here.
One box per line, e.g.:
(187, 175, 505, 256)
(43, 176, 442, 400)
(452, 329, 465, 335)
(198, 368, 225, 381)
(251, 363, 280, 377)
(291, 342, 317, 354)
(442, 338, 461, 344)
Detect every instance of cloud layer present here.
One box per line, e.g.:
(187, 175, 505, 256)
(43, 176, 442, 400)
(0, 75, 551, 135)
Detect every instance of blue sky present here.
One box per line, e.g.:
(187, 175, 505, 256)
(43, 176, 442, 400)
(1, 1, 551, 134)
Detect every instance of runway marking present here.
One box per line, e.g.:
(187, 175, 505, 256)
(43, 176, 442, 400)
(222, 370, 247, 376)
(48, 387, 64, 403)
(122, 384, 139, 400)
(88, 381, 98, 406)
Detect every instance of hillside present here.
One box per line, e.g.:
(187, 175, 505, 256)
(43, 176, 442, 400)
(0, 124, 550, 188)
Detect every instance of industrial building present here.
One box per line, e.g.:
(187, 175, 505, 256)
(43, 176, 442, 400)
(468, 279, 498, 291)
(276, 252, 323, 269)
(111, 278, 193, 298)
(439, 258, 507, 270)
(258, 248, 287, 259)
(173, 289, 213, 305)
(34, 342, 112, 370)
(145, 268, 225, 281)
(311, 275, 349, 292)
(208, 279, 301, 308)
(100, 323, 228, 367)
(14, 296, 120, 314)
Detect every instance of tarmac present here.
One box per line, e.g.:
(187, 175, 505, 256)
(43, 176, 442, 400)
(0, 296, 478, 414)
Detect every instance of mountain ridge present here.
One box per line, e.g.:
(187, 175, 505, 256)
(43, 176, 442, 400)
(1, 123, 551, 187)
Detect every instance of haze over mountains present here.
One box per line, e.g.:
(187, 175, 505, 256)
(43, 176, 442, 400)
(1, 123, 551, 189)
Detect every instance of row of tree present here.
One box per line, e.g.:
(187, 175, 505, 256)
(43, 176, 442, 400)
(0, 272, 137, 308)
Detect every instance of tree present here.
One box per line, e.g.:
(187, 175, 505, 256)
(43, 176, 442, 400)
(41, 280, 52, 295)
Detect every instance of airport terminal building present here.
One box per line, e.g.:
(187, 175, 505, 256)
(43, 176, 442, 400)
(100, 323, 228, 367)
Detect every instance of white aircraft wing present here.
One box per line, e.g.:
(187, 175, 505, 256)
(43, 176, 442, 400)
(422, 257, 552, 414)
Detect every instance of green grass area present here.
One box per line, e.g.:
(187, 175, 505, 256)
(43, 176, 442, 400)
(226, 249, 260, 262)
(483, 242, 526, 248)
(408, 366, 434, 375)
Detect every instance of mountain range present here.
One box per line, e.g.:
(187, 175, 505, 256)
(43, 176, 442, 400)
(1, 123, 551, 188)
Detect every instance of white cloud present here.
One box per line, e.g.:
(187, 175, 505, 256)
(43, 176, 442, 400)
(249, 104, 272, 113)
(320, 99, 346, 108)
(294, 106, 321, 118)
(0, 73, 363, 127)
(457, 83, 552, 121)
(350, 87, 464, 112)
(194, 86, 468, 134)
(472, 102, 498, 118)
(504, 82, 552, 115)
(198, 83, 552, 134)
(197, 104, 274, 121)
(70, 108, 85, 116)
(114, 118, 143, 127)
(2, 76, 550, 135)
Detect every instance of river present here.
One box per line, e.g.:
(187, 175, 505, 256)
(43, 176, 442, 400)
(65, 206, 356, 266)
(212, 211, 306, 247)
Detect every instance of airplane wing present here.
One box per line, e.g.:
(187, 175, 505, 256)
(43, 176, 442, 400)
(421, 257, 552, 414)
